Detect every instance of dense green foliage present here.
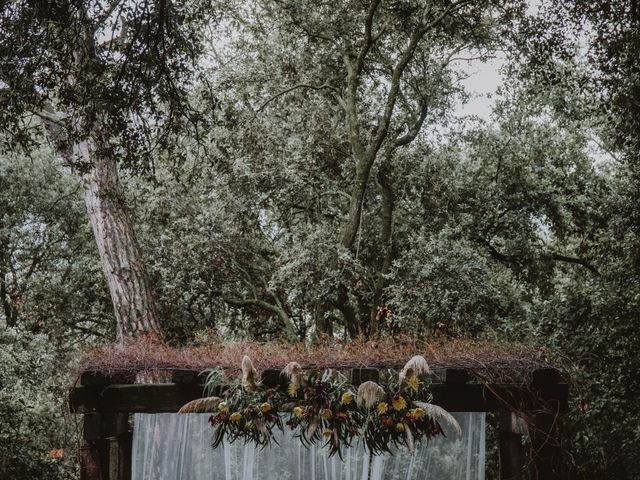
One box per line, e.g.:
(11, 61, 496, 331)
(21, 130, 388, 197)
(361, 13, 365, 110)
(1, 0, 639, 478)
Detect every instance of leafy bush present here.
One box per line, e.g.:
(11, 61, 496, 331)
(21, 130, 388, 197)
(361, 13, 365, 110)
(0, 324, 79, 480)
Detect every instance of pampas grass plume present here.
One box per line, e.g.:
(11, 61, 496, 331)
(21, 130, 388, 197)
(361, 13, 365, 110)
(241, 355, 259, 392)
(179, 396, 222, 413)
(399, 355, 430, 383)
(357, 381, 385, 409)
(413, 401, 461, 435)
(282, 361, 306, 386)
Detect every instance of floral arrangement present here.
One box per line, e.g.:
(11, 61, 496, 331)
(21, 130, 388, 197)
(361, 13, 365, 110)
(179, 355, 459, 456)
(358, 356, 461, 455)
(281, 362, 362, 458)
(179, 356, 283, 448)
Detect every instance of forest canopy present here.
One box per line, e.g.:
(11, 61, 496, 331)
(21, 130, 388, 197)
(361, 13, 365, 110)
(0, 0, 639, 478)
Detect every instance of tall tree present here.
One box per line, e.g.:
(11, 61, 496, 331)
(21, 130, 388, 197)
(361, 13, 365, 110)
(194, 0, 526, 338)
(0, 1, 209, 340)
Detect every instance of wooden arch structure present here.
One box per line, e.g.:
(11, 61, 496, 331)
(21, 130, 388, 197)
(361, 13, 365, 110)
(70, 365, 568, 480)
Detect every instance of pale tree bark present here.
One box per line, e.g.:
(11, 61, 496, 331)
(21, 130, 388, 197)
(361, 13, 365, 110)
(81, 138, 163, 340)
(43, 116, 162, 341)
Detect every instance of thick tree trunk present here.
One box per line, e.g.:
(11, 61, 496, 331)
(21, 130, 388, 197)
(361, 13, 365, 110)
(370, 168, 395, 333)
(341, 167, 370, 250)
(79, 137, 162, 341)
(43, 115, 162, 340)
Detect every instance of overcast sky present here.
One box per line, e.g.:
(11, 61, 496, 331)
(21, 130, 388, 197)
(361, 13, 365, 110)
(457, 55, 504, 121)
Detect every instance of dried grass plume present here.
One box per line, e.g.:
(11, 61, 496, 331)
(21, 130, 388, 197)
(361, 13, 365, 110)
(241, 355, 259, 392)
(282, 361, 306, 386)
(413, 401, 461, 435)
(399, 355, 430, 383)
(179, 396, 222, 413)
(357, 381, 385, 409)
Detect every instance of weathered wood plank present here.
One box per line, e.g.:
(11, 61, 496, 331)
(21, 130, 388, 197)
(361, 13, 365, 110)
(83, 413, 129, 440)
(531, 368, 562, 386)
(350, 367, 379, 385)
(70, 382, 568, 414)
(108, 431, 132, 480)
(499, 412, 526, 480)
(530, 413, 565, 480)
(81, 371, 133, 386)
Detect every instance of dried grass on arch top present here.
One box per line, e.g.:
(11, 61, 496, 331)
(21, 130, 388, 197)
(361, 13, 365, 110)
(78, 333, 555, 383)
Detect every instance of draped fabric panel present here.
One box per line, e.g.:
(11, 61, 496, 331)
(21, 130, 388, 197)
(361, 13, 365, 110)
(132, 413, 485, 480)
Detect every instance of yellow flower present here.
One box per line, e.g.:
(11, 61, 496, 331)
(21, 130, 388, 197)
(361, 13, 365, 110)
(392, 396, 407, 411)
(288, 383, 299, 397)
(407, 375, 420, 391)
(377, 402, 388, 414)
(395, 422, 405, 432)
(321, 408, 333, 419)
(293, 406, 304, 418)
(260, 402, 271, 413)
(322, 428, 333, 437)
(409, 407, 426, 419)
(341, 391, 353, 405)
(218, 402, 229, 413)
(229, 412, 242, 422)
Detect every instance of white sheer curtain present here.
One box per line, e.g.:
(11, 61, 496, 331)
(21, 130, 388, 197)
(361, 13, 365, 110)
(132, 413, 485, 480)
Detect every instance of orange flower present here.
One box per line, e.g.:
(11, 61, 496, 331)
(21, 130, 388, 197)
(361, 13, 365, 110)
(377, 402, 389, 414)
(395, 422, 405, 432)
(321, 408, 333, 419)
(341, 391, 353, 405)
(46, 449, 64, 459)
(260, 402, 271, 413)
(229, 412, 242, 422)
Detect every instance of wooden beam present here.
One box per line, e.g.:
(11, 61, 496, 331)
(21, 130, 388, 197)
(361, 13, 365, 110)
(350, 367, 379, 384)
(81, 371, 133, 386)
(69, 382, 568, 414)
(108, 431, 132, 480)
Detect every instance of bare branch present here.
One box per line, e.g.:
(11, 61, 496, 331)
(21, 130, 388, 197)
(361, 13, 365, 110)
(255, 83, 342, 114)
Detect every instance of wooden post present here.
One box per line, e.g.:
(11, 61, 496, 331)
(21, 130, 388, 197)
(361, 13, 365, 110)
(530, 368, 565, 480)
(498, 411, 526, 480)
(108, 430, 132, 480)
(530, 412, 563, 480)
(80, 413, 132, 480)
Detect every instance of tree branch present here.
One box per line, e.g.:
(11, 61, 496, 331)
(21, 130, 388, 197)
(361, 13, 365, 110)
(549, 252, 600, 276)
(394, 99, 429, 147)
(479, 238, 600, 275)
(341, 0, 383, 162)
(255, 83, 342, 114)
(224, 296, 298, 341)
